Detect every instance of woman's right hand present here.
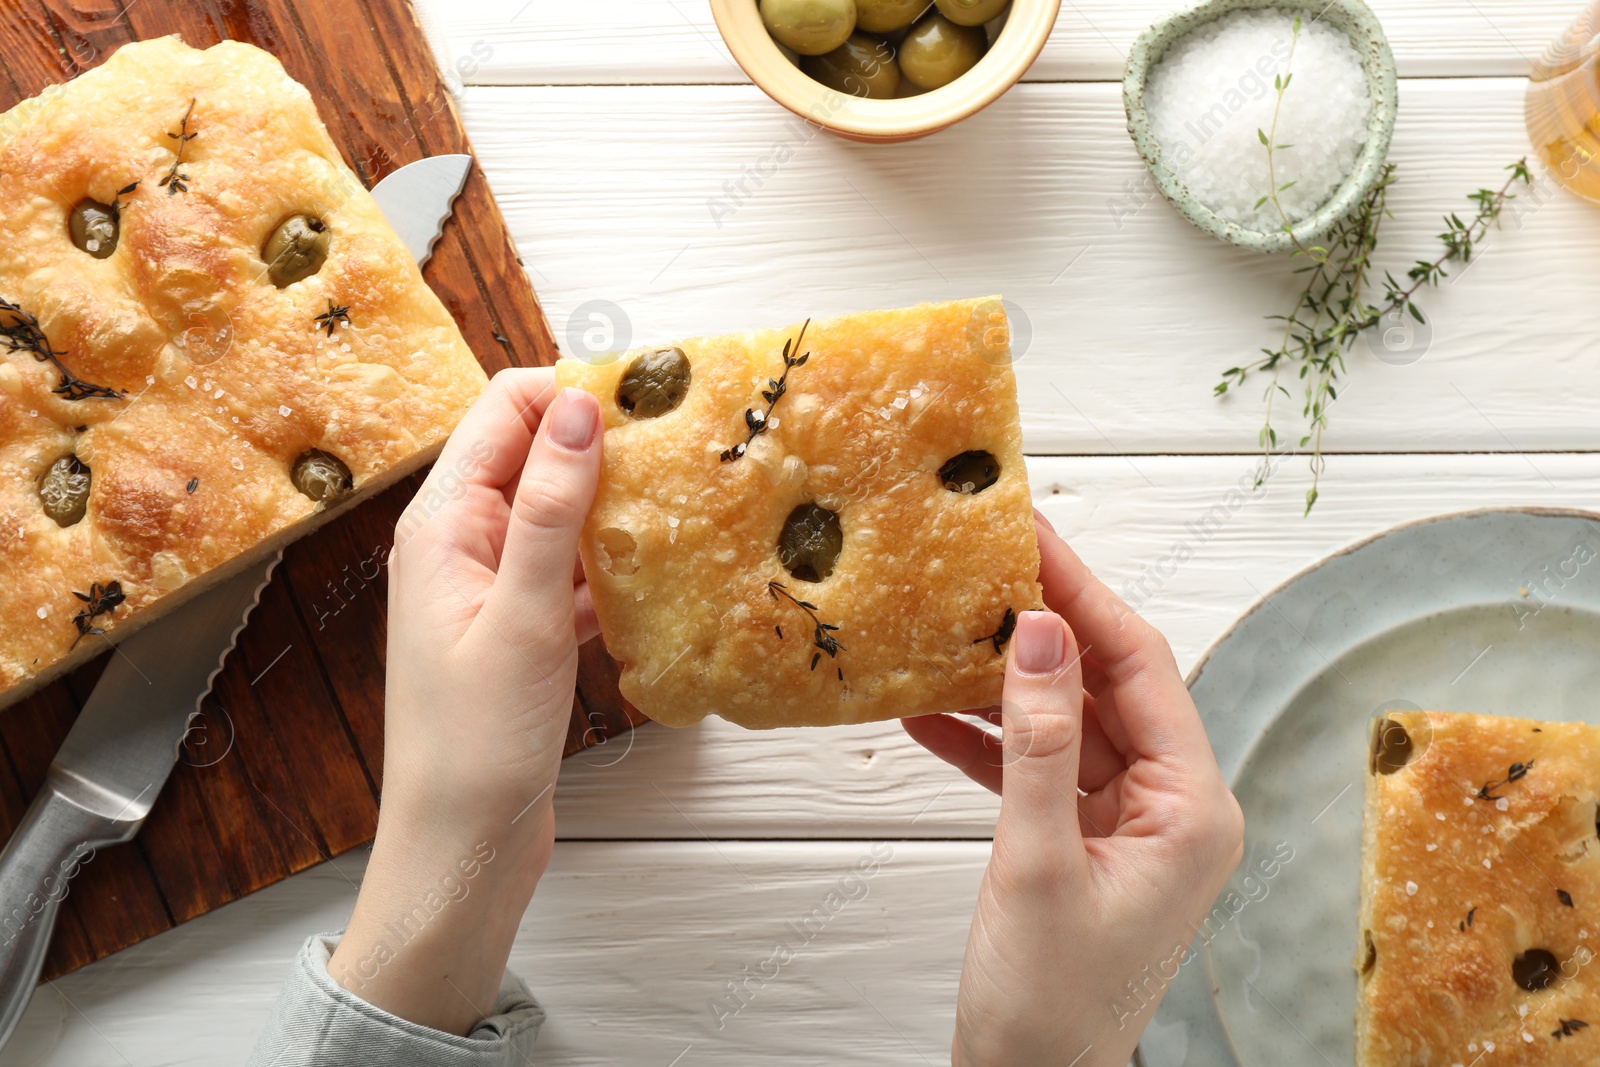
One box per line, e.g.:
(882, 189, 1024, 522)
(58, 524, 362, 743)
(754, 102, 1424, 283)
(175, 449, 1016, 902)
(902, 513, 1245, 1067)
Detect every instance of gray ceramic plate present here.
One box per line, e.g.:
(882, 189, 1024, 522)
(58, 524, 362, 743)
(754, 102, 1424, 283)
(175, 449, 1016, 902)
(1137, 507, 1600, 1067)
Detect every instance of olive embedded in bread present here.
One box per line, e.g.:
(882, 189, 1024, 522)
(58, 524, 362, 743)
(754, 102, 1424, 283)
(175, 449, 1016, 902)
(68, 200, 118, 259)
(856, 0, 928, 33)
(290, 449, 352, 503)
(939, 450, 999, 494)
(760, 0, 858, 56)
(778, 503, 843, 582)
(617, 347, 691, 419)
(39, 455, 90, 527)
(934, 0, 1010, 27)
(262, 214, 330, 288)
(899, 13, 987, 89)
(801, 33, 902, 99)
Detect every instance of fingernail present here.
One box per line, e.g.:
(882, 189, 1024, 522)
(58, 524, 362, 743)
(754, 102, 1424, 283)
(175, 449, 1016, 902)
(548, 388, 598, 452)
(1033, 507, 1056, 534)
(1013, 611, 1064, 675)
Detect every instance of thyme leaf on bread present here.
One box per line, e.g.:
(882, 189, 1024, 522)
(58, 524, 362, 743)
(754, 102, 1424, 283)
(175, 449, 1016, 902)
(314, 300, 352, 337)
(768, 580, 844, 674)
(1554, 1019, 1590, 1040)
(721, 320, 810, 463)
(973, 607, 1018, 655)
(70, 580, 126, 648)
(0, 298, 122, 401)
(160, 99, 197, 195)
(1475, 760, 1533, 801)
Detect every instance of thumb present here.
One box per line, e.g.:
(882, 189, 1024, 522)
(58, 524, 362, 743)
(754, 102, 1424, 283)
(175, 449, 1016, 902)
(997, 610, 1087, 850)
(485, 387, 602, 639)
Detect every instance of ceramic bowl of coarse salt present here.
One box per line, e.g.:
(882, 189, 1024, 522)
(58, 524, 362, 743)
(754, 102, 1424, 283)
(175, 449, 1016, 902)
(1123, 0, 1397, 254)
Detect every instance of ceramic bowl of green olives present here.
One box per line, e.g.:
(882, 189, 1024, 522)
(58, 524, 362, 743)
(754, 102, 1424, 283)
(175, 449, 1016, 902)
(710, 0, 1061, 142)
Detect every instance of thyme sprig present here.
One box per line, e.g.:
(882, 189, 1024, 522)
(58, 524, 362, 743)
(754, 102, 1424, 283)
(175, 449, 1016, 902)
(1554, 1019, 1590, 1040)
(973, 607, 1017, 656)
(0, 298, 122, 401)
(1475, 759, 1532, 801)
(1254, 14, 1327, 263)
(70, 580, 126, 648)
(768, 580, 844, 675)
(314, 300, 352, 336)
(1217, 159, 1533, 513)
(721, 320, 810, 463)
(160, 99, 197, 195)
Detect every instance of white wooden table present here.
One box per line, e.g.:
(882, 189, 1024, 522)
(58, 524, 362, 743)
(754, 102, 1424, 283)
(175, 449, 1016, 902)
(6, 2, 1596, 1063)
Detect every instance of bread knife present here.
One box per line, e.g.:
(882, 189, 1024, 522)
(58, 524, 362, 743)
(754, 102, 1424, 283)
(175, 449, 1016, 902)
(0, 152, 474, 1048)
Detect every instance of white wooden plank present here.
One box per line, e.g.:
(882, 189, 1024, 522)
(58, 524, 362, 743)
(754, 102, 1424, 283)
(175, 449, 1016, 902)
(418, 0, 1573, 84)
(10, 843, 989, 1067)
(553, 451, 1600, 838)
(461, 78, 1594, 455)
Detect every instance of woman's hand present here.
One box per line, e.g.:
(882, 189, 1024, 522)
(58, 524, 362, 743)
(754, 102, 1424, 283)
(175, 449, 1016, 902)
(902, 513, 1244, 1067)
(327, 368, 602, 1035)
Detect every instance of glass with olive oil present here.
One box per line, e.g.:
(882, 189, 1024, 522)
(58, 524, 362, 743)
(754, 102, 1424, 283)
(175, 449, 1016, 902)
(1527, 0, 1600, 202)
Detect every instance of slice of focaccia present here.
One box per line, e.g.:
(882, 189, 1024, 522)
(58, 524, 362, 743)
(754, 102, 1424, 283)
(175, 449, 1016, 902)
(556, 297, 1043, 730)
(1359, 711, 1600, 1065)
(0, 37, 486, 704)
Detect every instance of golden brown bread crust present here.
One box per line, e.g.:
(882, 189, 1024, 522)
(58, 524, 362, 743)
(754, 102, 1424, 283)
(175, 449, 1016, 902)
(0, 37, 485, 700)
(556, 297, 1043, 730)
(1359, 711, 1600, 1065)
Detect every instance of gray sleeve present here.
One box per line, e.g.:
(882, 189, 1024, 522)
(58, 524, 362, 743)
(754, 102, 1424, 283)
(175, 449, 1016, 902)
(248, 933, 543, 1066)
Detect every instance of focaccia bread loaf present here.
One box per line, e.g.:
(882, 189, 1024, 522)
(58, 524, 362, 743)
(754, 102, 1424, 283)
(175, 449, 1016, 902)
(1359, 710, 1600, 1065)
(0, 37, 486, 704)
(556, 297, 1043, 730)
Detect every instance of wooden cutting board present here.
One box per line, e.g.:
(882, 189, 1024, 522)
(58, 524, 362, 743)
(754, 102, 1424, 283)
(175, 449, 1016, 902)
(0, 0, 647, 980)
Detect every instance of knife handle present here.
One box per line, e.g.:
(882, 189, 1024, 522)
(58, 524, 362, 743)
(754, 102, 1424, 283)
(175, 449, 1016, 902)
(0, 770, 139, 1050)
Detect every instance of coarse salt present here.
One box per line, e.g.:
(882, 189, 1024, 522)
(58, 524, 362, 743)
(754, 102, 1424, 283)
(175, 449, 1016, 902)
(1405, 881, 1418, 896)
(1495, 797, 1509, 811)
(1143, 8, 1370, 231)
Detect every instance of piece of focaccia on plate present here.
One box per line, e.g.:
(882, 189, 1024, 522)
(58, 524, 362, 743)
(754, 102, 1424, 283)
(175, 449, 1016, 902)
(0, 36, 486, 705)
(1358, 710, 1600, 1065)
(556, 297, 1043, 730)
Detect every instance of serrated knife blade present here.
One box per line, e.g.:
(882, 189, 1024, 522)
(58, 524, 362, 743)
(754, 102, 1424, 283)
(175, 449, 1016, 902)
(371, 154, 472, 269)
(0, 553, 278, 1047)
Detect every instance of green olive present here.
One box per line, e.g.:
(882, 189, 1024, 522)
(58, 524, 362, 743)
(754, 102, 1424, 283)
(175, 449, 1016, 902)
(934, 0, 1009, 27)
(802, 33, 901, 99)
(857, 0, 928, 33)
(262, 214, 330, 288)
(68, 200, 118, 259)
(899, 13, 987, 89)
(290, 449, 352, 503)
(760, 0, 858, 56)
(939, 450, 999, 494)
(616, 347, 691, 419)
(1370, 718, 1412, 775)
(778, 503, 842, 583)
(39, 455, 90, 527)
